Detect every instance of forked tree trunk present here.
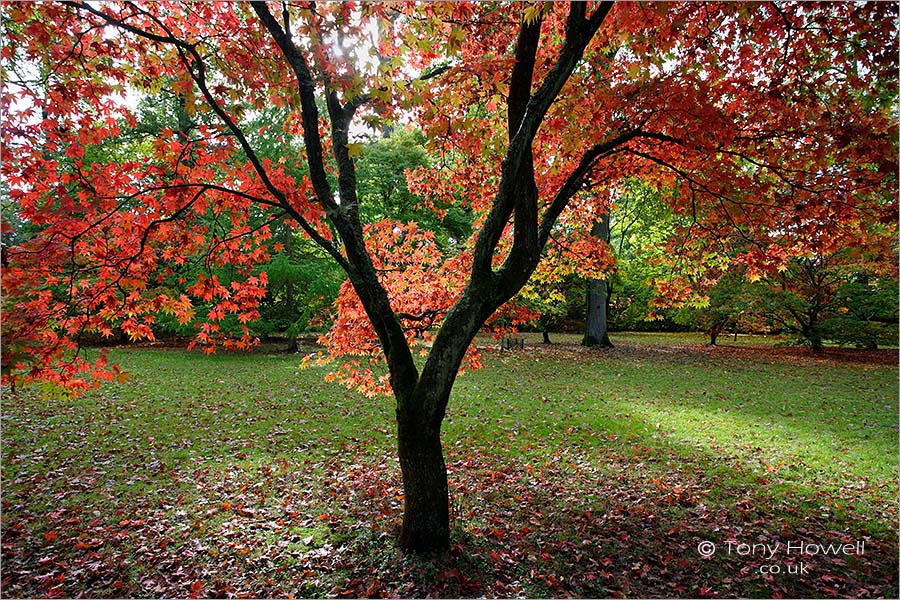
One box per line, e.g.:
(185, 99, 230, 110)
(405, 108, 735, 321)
(397, 414, 449, 551)
(392, 294, 502, 552)
(392, 315, 473, 553)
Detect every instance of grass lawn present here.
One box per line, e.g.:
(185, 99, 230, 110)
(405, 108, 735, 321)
(2, 334, 897, 598)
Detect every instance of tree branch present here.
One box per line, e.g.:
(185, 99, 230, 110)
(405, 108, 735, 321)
(252, 1, 421, 399)
(66, 1, 348, 270)
(507, 14, 543, 139)
(538, 128, 642, 249)
(471, 1, 615, 290)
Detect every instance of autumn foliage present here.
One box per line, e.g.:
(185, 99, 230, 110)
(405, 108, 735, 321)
(3, 1, 896, 391)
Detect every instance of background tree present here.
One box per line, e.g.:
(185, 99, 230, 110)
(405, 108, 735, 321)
(824, 275, 899, 350)
(516, 267, 581, 344)
(514, 212, 612, 345)
(254, 237, 345, 350)
(3, 1, 896, 552)
(516, 180, 668, 344)
(671, 265, 767, 345)
(582, 206, 614, 347)
(606, 179, 682, 331)
(356, 127, 473, 247)
(748, 251, 895, 352)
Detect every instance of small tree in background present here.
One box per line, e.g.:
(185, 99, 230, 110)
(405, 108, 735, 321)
(824, 276, 899, 350)
(673, 268, 756, 345)
(733, 251, 897, 352)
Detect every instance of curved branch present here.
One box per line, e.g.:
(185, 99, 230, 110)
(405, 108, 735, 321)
(537, 129, 640, 248)
(249, 1, 337, 213)
(251, 1, 422, 399)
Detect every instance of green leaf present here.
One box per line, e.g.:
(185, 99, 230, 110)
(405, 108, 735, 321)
(346, 142, 364, 158)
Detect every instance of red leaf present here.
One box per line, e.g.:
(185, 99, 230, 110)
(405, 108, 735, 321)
(187, 580, 205, 599)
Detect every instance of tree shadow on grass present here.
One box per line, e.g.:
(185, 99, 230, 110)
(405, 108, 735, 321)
(2, 432, 895, 598)
(322, 443, 898, 599)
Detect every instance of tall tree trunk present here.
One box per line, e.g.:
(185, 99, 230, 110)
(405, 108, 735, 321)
(583, 278, 613, 347)
(283, 221, 299, 353)
(393, 368, 455, 553)
(583, 211, 613, 348)
(391, 300, 483, 553)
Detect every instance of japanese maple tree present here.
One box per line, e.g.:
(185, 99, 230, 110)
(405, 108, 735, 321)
(2, 1, 896, 551)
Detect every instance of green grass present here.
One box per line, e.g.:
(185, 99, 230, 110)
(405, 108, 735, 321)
(2, 335, 897, 598)
(467, 341, 895, 480)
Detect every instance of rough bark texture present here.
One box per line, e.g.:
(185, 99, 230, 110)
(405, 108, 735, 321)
(583, 279, 613, 347)
(396, 413, 450, 551)
(393, 296, 491, 551)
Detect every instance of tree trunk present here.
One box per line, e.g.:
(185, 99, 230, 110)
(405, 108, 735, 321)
(863, 329, 878, 350)
(283, 221, 294, 309)
(393, 307, 481, 553)
(808, 327, 824, 352)
(397, 414, 449, 552)
(391, 289, 515, 552)
(583, 211, 613, 348)
(542, 328, 552, 344)
(583, 278, 613, 347)
(801, 320, 824, 352)
(709, 325, 719, 346)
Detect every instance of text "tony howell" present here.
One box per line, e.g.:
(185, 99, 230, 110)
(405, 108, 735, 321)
(723, 540, 865, 560)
